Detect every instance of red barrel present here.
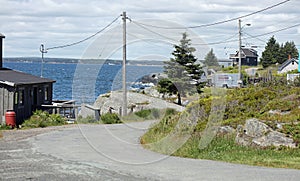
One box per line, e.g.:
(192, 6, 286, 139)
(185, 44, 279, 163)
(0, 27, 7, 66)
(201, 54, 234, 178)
(5, 110, 16, 128)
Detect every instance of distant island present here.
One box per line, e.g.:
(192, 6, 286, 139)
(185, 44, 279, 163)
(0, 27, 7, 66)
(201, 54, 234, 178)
(4, 57, 164, 66)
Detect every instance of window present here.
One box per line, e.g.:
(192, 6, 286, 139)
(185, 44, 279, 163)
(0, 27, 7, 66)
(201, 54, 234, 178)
(44, 85, 50, 102)
(18, 89, 24, 106)
(14, 92, 18, 105)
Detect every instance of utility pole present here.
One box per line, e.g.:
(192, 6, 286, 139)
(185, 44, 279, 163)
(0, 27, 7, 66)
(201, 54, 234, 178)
(238, 19, 242, 85)
(40, 44, 47, 78)
(122, 11, 127, 116)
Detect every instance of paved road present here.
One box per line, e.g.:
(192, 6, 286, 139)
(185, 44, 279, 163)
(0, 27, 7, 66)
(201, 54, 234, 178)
(0, 125, 142, 180)
(30, 121, 300, 181)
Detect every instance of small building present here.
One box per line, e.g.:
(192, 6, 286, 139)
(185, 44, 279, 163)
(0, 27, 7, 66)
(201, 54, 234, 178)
(211, 73, 239, 88)
(0, 68, 55, 125)
(218, 59, 233, 68)
(0, 33, 55, 125)
(278, 58, 299, 74)
(230, 48, 258, 66)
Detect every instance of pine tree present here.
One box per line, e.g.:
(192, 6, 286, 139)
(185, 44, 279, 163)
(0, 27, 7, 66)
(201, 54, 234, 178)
(159, 33, 205, 105)
(260, 36, 280, 68)
(278, 41, 299, 64)
(203, 48, 219, 66)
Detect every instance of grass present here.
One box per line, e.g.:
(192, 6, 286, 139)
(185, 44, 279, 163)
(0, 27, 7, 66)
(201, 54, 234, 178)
(175, 135, 300, 169)
(76, 115, 100, 124)
(141, 85, 300, 169)
(123, 108, 177, 123)
(142, 120, 300, 169)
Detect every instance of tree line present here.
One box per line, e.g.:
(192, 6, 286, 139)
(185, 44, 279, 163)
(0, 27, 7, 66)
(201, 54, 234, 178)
(260, 36, 298, 68)
(157, 33, 298, 105)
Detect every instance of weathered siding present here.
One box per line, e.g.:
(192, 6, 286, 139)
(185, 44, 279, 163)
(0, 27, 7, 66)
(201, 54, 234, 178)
(0, 82, 54, 125)
(0, 85, 15, 124)
(279, 62, 298, 74)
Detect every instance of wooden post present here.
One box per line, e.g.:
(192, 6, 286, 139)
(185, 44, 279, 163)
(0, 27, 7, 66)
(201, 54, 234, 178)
(122, 12, 127, 116)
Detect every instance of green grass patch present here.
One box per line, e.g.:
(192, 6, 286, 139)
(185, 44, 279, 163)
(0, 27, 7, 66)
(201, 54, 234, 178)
(141, 85, 300, 169)
(174, 135, 300, 169)
(0, 124, 12, 130)
(123, 108, 177, 122)
(76, 115, 100, 124)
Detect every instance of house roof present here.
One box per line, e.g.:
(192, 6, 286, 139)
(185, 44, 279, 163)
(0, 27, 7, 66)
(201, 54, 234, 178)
(0, 68, 55, 87)
(278, 58, 299, 72)
(230, 48, 258, 58)
(241, 48, 258, 57)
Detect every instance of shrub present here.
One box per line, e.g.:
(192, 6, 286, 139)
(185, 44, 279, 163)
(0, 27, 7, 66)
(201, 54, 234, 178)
(134, 108, 177, 120)
(135, 109, 151, 118)
(76, 115, 98, 124)
(0, 124, 11, 130)
(151, 108, 161, 119)
(101, 113, 122, 124)
(22, 110, 66, 128)
(293, 76, 300, 87)
(164, 108, 177, 116)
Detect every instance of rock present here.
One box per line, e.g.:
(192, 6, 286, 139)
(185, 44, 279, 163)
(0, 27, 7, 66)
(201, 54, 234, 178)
(79, 104, 100, 121)
(243, 118, 271, 138)
(217, 126, 235, 136)
(143, 87, 160, 98)
(93, 91, 184, 115)
(253, 131, 296, 148)
(235, 118, 296, 148)
(268, 110, 290, 115)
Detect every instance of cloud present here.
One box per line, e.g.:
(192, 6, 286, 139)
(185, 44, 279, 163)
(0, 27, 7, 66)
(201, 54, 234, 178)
(0, 0, 299, 59)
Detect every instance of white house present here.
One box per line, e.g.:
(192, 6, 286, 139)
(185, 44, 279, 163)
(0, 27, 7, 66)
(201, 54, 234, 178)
(278, 58, 299, 74)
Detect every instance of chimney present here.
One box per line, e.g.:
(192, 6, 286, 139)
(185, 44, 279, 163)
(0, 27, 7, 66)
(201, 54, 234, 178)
(288, 54, 291, 60)
(0, 33, 5, 69)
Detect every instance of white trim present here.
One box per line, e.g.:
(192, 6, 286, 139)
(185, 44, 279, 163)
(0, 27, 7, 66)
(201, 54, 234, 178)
(0, 80, 15, 87)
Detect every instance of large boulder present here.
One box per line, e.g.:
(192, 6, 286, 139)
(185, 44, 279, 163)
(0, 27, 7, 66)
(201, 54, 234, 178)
(236, 118, 296, 148)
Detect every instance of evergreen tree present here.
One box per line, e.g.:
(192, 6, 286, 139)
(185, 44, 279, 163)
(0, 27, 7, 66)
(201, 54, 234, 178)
(278, 41, 298, 64)
(203, 48, 219, 66)
(158, 33, 205, 105)
(260, 36, 280, 68)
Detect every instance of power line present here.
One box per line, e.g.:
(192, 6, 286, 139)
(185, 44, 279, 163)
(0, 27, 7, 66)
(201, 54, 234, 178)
(197, 22, 300, 46)
(245, 23, 300, 40)
(131, 21, 179, 42)
(244, 32, 267, 43)
(132, 20, 300, 47)
(45, 15, 121, 51)
(131, 0, 291, 29)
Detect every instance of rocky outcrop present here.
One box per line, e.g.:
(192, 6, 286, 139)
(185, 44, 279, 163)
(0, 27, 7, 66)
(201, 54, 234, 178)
(93, 91, 184, 115)
(217, 126, 235, 136)
(236, 118, 296, 148)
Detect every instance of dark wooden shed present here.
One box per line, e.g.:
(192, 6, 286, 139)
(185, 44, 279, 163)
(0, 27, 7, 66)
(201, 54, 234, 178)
(0, 68, 55, 125)
(0, 33, 55, 125)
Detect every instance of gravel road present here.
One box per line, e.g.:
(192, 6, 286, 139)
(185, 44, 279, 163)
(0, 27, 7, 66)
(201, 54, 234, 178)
(1, 121, 300, 180)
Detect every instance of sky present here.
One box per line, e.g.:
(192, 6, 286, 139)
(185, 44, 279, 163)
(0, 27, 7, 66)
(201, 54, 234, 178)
(0, 0, 300, 61)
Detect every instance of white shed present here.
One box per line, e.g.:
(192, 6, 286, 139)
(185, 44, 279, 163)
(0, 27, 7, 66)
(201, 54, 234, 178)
(278, 58, 299, 74)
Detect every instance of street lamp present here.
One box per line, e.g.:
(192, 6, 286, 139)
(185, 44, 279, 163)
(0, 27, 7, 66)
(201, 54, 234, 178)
(238, 19, 251, 86)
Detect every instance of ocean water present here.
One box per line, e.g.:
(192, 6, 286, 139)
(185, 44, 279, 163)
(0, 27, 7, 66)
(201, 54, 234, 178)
(3, 62, 163, 104)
